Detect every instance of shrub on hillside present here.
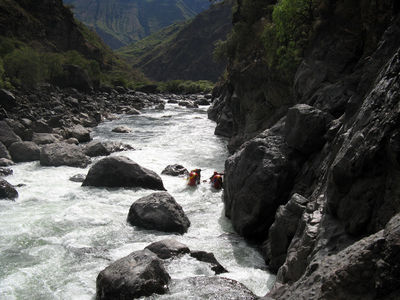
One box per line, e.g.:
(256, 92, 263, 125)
(3, 47, 43, 88)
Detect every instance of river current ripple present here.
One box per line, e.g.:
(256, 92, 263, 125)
(0, 101, 275, 299)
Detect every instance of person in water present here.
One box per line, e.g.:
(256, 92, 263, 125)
(210, 171, 224, 189)
(187, 169, 201, 186)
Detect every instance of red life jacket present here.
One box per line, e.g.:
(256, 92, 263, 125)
(211, 174, 222, 189)
(188, 171, 198, 186)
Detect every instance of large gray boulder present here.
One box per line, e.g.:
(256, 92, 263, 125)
(9, 141, 40, 162)
(224, 130, 301, 240)
(0, 121, 22, 147)
(0, 179, 18, 200)
(32, 133, 61, 145)
(284, 104, 330, 155)
(66, 125, 91, 143)
(82, 156, 165, 190)
(127, 192, 190, 234)
(40, 143, 91, 168)
(84, 141, 110, 157)
(96, 250, 170, 300)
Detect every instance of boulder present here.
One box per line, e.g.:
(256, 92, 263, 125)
(265, 193, 309, 272)
(66, 125, 91, 143)
(161, 164, 189, 177)
(195, 98, 210, 106)
(82, 156, 164, 190)
(0, 121, 22, 147)
(96, 250, 170, 300)
(9, 141, 40, 162)
(145, 239, 190, 259)
(168, 276, 257, 300)
(32, 133, 61, 145)
(5, 119, 32, 141)
(0, 141, 11, 160)
(103, 141, 134, 153)
(32, 120, 53, 133)
(269, 213, 400, 299)
(0, 158, 14, 166)
(0, 89, 17, 110)
(126, 108, 141, 115)
(224, 131, 301, 240)
(0, 179, 18, 200)
(0, 167, 12, 176)
(127, 192, 190, 234)
(65, 137, 79, 145)
(284, 104, 330, 155)
(84, 141, 110, 157)
(112, 126, 132, 133)
(69, 174, 86, 183)
(40, 143, 91, 168)
(190, 250, 228, 275)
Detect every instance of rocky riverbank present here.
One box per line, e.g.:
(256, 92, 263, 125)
(0, 85, 211, 200)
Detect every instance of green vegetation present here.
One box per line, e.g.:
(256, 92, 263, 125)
(156, 80, 214, 94)
(215, 0, 317, 81)
(117, 21, 188, 65)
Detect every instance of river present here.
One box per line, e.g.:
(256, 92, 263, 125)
(0, 100, 275, 299)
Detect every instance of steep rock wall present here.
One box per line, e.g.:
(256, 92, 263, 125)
(212, 0, 400, 298)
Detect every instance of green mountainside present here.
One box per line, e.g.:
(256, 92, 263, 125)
(118, 0, 233, 82)
(0, 0, 145, 90)
(63, 0, 210, 49)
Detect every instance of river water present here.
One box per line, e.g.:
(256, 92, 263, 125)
(0, 100, 275, 299)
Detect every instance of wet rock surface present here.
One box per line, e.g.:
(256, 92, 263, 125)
(127, 192, 190, 234)
(0, 178, 18, 200)
(82, 156, 165, 190)
(161, 164, 189, 176)
(145, 238, 190, 259)
(96, 249, 170, 300)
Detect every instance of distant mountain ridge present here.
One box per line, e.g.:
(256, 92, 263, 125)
(64, 0, 210, 49)
(118, 0, 233, 82)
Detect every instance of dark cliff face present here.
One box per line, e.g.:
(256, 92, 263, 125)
(213, 0, 400, 298)
(124, 1, 233, 82)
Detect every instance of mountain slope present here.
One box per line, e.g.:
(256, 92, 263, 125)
(63, 0, 210, 49)
(118, 0, 233, 82)
(0, 0, 145, 89)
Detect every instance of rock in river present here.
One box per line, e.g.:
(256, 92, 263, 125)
(145, 238, 190, 259)
(0, 179, 18, 200)
(40, 143, 91, 168)
(161, 164, 189, 176)
(112, 126, 132, 133)
(127, 192, 190, 234)
(82, 156, 165, 190)
(96, 249, 170, 300)
(9, 141, 40, 162)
